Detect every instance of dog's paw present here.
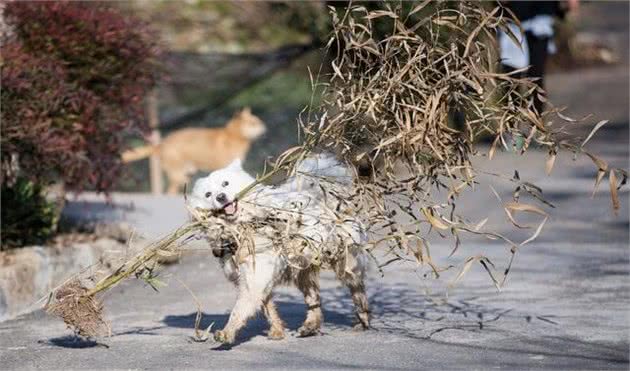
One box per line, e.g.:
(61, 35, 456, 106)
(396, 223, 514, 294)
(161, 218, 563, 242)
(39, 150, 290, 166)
(352, 322, 370, 331)
(353, 312, 370, 331)
(297, 325, 321, 337)
(214, 330, 234, 344)
(267, 327, 285, 340)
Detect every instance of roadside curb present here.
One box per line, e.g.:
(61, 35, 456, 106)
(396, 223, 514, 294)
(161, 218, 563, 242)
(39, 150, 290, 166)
(0, 238, 126, 322)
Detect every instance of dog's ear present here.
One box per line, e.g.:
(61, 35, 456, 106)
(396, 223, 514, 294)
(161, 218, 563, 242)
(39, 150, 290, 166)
(233, 107, 251, 119)
(226, 158, 242, 170)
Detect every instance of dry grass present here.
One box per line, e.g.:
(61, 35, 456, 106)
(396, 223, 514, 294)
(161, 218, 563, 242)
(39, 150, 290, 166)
(45, 280, 110, 338)
(294, 1, 627, 282)
(45, 1, 626, 337)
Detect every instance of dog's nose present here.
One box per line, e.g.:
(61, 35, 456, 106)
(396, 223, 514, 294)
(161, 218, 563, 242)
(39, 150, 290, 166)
(216, 193, 227, 203)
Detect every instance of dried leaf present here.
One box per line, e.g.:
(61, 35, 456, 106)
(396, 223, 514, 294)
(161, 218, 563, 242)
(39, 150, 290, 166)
(545, 151, 556, 175)
(408, 0, 432, 17)
(520, 217, 548, 247)
(585, 151, 608, 171)
(505, 202, 547, 217)
(365, 10, 398, 20)
(474, 218, 488, 231)
(450, 256, 478, 288)
(593, 169, 607, 198)
(489, 135, 500, 160)
(421, 207, 450, 230)
(610, 170, 620, 215)
(581, 120, 608, 148)
(463, 7, 499, 58)
(479, 258, 501, 291)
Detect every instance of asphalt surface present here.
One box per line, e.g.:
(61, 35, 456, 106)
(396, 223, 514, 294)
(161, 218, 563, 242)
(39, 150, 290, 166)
(1, 3, 628, 370)
(1, 100, 627, 371)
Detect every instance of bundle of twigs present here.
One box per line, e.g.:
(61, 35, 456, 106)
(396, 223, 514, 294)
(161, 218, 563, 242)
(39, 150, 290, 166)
(45, 222, 201, 337)
(302, 1, 627, 280)
(45, 1, 626, 337)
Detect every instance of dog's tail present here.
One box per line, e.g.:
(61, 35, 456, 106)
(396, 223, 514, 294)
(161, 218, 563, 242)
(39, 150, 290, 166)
(296, 152, 350, 178)
(248, 152, 352, 206)
(286, 152, 352, 193)
(121, 145, 157, 163)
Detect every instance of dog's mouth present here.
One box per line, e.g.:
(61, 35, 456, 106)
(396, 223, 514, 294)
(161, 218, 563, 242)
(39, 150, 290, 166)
(221, 200, 238, 216)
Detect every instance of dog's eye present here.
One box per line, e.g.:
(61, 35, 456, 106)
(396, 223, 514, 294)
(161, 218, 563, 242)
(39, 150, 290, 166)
(205, 192, 212, 198)
(221, 181, 229, 187)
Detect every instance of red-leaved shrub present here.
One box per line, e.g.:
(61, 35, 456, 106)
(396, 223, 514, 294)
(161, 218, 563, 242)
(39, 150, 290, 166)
(1, 1, 161, 247)
(1, 1, 161, 191)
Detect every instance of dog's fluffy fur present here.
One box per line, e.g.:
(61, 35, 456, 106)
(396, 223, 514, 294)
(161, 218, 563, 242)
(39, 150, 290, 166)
(122, 108, 266, 194)
(189, 154, 370, 344)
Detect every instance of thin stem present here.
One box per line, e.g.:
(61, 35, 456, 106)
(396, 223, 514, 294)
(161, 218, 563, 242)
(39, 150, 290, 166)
(85, 222, 202, 297)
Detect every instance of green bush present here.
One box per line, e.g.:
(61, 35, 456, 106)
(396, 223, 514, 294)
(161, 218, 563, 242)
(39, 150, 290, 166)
(1, 179, 57, 250)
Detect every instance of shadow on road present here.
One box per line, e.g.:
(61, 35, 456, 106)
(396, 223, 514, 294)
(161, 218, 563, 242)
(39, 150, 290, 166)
(39, 335, 110, 349)
(159, 284, 562, 348)
(39, 283, 627, 366)
(162, 299, 356, 347)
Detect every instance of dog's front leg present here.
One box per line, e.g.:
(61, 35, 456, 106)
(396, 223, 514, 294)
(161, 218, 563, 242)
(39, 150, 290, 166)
(262, 296, 285, 340)
(215, 254, 278, 344)
(214, 288, 261, 344)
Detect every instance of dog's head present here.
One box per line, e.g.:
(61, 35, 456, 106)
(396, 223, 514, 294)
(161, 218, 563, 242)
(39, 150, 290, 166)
(232, 107, 266, 140)
(189, 159, 254, 221)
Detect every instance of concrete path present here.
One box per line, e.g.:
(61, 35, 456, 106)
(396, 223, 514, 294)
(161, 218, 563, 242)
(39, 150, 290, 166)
(1, 2, 628, 370)
(2, 100, 628, 371)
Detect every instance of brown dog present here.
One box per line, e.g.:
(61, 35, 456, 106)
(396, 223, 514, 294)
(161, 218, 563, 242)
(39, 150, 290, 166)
(122, 108, 266, 194)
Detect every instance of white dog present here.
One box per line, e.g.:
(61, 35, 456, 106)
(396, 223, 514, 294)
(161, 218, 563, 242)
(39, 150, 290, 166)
(189, 154, 370, 344)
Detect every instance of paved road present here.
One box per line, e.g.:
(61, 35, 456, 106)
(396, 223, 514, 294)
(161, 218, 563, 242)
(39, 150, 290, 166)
(1, 3, 628, 370)
(2, 103, 627, 371)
